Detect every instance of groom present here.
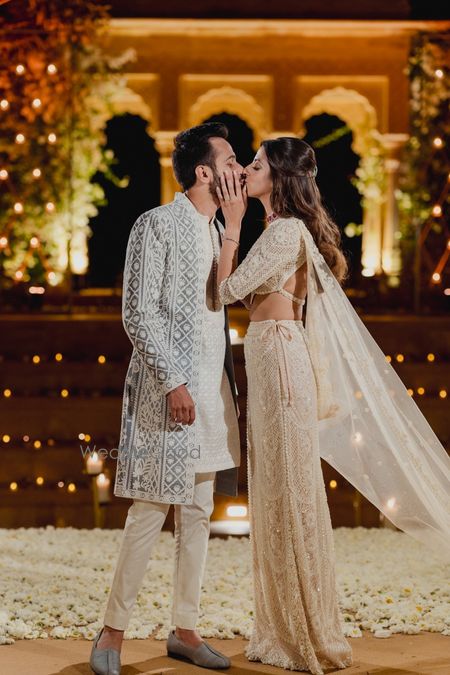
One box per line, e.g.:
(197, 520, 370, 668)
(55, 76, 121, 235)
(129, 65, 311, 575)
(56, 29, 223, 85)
(90, 123, 243, 675)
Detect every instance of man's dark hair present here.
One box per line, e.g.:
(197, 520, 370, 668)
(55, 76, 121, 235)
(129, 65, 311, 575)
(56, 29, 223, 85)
(172, 122, 229, 190)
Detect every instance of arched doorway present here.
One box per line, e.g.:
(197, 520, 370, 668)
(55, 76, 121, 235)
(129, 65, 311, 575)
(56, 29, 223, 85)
(88, 113, 161, 287)
(203, 113, 266, 259)
(302, 114, 363, 283)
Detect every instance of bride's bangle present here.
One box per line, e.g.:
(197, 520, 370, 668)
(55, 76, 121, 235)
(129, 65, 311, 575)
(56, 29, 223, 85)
(223, 236, 240, 246)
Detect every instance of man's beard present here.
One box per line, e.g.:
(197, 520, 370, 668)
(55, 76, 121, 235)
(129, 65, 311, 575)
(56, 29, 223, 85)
(208, 167, 222, 201)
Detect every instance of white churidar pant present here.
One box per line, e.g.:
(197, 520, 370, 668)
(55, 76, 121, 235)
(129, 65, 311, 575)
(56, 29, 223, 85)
(104, 472, 215, 631)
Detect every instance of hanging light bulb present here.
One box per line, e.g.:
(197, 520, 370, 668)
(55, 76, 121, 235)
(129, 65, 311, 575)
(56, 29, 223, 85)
(30, 236, 40, 248)
(32, 168, 41, 178)
(432, 205, 442, 217)
(57, 481, 65, 488)
(0, 169, 8, 180)
(14, 202, 24, 214)
(0, 99, 9, 110)
(48, 133, 57, 144)
(32, 98, 42, 109)
(433, 137, 443, 148)
(432, 272, 441, 283)
(47, 63, 58, 75)
(15, 64, 25, 75)
(14, 270, 24, 280)
(45, 202, 55, 213)
(15, 133, 25, 144)
(0, 236, 8, 249)
(435, 68, 444, 79)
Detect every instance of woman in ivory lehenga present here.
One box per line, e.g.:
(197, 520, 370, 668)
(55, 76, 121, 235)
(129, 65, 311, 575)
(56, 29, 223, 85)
(216, 137, 450, 674)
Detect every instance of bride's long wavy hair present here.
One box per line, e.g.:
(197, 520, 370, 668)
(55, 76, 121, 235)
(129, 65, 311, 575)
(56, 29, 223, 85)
(261, 137, 348, 283)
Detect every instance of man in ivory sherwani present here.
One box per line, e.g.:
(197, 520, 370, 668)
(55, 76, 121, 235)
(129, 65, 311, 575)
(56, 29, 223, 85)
(90, 123, 242, 675)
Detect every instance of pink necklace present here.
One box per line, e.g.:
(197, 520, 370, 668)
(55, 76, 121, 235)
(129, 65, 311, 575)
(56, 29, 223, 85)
(267, 212, 278, 224)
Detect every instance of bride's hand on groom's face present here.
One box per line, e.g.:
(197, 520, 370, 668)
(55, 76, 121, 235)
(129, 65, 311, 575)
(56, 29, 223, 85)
(216, 170, 247, 230)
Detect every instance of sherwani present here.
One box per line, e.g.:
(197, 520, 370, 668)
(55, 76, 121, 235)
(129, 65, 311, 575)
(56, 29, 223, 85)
(114, 192, 240, 505)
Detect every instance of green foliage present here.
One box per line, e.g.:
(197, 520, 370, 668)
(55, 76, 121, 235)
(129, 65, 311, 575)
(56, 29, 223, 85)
(0, 0, 134, 287)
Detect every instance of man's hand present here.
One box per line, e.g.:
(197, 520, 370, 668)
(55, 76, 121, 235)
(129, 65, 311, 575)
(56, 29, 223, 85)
(216, 170, 247, 230)
(167, 384, 195, 426)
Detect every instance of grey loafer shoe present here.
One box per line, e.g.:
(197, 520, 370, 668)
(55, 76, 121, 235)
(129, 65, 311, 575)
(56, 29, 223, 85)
(89, 627, 121, 675)
(167, 630, 230, 669)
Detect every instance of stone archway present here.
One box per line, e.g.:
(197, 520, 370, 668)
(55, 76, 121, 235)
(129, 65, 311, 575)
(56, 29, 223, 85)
(300, 87, 388, 278)
(187, 86, 270, 149)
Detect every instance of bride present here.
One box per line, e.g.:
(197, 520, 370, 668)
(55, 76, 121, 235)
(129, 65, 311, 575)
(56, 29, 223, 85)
(216, 137, 450, 674)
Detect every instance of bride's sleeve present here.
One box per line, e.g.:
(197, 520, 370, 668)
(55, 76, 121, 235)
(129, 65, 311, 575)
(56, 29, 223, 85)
(219, 218, 305, 305)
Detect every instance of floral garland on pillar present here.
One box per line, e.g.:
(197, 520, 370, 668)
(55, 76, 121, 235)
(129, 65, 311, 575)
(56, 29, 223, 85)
(0, 0, 134, 289)
(397, 31, 450, 306)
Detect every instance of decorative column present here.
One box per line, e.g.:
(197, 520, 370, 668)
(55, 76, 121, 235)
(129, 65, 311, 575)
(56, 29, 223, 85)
(154, 131, 180, 205)
(380, 133, 409, 283)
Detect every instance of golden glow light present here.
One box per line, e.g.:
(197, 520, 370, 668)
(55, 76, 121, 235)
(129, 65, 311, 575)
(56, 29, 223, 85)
(417, 387, 425, 395)
(395, 354, 404, 363)
(0, 169, 8, 180)
(407, 388, 414, 396)
(0, 99, 9, 110)
(432, 205, 442, 217)
(55, 353, 63, 361)
(57, 481, 64, 488)
(427, 353, 435, 362)
(33, 440, 42, 449)
(98, 355, 106, 364)
(36, 476, 44, 486)
(32, 168, 41, 178)
(385, 355, 392, 363)
(226, 505, 248, 518)
(78, 433, 85, 440)
(67, 482, 76, 493)
(432, 272, 441, 283)
(2, 434, 11, 443)
(15, 133, 25, 144)
(47, 63, 58, 74)
(14, 202, 24, 214)
(48, 133, 57, 144)
(61, 388, 69, 398)
(15, 270, 24, 280)
(32, 98, 42, 109)
(84, 433, 91, 442)
(15, 64, 25, 75)
(30, 236, 39, 248)
(32, 354, 40, 364)
(433, 137, 443, 148)
(439, 389, 448, 399)
(23, 435, 29, 442)
(329, 479, 338, 489)
(10, 482, 18, 491)
(3, 389, 12, 397)
(0, 236, 8, 248)
(45, 202, 55, 213)
(362, 268, 375, 277)
(435, 69, 444, 79)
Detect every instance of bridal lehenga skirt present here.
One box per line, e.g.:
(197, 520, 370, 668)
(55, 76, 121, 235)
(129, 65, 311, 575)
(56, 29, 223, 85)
(244, 320, 353, 674)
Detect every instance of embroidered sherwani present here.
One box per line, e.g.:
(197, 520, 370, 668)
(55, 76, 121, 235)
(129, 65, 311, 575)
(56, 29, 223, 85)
(114, 192, 240, 505)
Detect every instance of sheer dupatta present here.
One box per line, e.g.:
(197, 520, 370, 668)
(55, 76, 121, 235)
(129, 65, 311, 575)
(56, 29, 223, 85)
(299, 220, 450, 561)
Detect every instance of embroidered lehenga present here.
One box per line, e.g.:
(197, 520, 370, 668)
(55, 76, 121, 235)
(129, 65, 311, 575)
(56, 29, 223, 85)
(219, 217, 352, 673)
